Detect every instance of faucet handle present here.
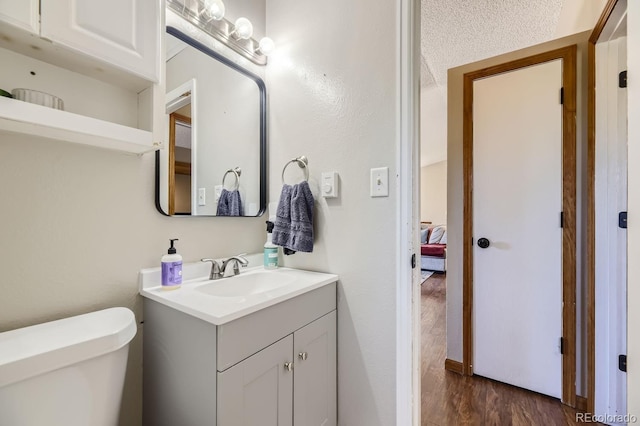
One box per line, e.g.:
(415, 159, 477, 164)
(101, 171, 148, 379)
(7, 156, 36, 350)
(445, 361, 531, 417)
(221, 254, 249, 276)
(232, 253, 249, 267)
(201, 258, 223, 280)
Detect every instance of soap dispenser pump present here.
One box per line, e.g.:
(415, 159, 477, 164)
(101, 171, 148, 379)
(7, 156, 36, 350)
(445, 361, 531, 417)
(161, 239, 182, 290)
(264, 221, 278, 270)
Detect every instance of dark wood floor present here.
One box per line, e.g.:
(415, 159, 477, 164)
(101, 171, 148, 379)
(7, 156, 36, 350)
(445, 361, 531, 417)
(420, 273, 594, 426)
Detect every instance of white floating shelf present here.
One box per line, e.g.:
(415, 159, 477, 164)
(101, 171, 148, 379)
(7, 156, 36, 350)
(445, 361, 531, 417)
(0, 96, 159, 155)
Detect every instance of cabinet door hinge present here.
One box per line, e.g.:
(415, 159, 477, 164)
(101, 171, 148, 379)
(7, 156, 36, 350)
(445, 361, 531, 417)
(560, 212, 564, 228)
(560, 87, 564, 104)
(411, 253, 416, 269)
(560, 337, 564, 355)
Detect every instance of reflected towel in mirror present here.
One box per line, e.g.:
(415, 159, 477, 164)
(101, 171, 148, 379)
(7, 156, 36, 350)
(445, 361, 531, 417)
(216, 189, 244, 216)
(272, 181, 314, 253)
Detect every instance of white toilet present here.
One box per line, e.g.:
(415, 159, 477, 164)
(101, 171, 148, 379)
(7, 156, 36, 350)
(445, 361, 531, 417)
(0, 307, 137, 426)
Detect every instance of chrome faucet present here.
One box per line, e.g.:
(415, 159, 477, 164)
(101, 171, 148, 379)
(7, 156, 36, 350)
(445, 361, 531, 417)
(221, 255, 249, 277)
(201, 254, 248, 280)
(201, 258, 223, 280)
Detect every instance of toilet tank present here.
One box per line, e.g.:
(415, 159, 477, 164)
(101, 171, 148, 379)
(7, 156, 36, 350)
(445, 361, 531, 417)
(0, 307, 137, 426)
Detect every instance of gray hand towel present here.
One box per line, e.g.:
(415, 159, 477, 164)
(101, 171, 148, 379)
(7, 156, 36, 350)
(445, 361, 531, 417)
(216, 189, 244, 216)
(272, 181, 314, 253)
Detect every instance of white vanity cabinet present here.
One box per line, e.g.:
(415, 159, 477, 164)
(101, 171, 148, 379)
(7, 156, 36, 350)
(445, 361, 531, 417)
(143, 281, 337, 426)
(0, 0, 163, 154)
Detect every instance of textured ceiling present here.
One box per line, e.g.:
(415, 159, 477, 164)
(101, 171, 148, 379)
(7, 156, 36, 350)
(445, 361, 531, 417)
(420, 0, 564, 88)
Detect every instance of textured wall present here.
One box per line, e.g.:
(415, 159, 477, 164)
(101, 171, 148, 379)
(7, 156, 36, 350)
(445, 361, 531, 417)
(265, 0, 399, 424)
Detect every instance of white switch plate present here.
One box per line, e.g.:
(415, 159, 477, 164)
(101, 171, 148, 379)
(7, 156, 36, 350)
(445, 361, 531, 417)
(321, 171, 339, 198)
(198, 188, 206, 206)
(370, 167, 389, 197)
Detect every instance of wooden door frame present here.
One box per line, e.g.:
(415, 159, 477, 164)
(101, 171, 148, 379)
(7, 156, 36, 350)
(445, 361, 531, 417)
(462, 46, 578, 406)
(587, 0, 624, 414)
(168, 112, 192, 215)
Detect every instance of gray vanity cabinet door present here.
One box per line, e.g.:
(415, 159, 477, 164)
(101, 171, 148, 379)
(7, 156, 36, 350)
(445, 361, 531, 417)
(217, 335, 293, 426)
(293, 311, 337, 426)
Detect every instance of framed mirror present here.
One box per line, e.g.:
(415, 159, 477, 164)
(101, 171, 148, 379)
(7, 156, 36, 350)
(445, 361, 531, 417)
(156, 26, 267, 217)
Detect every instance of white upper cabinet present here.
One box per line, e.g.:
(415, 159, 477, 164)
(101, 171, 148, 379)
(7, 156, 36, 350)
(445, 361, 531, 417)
(0, 0, 163, 154)
(0, 0, 39, 33)
(40, 0, 160, 82)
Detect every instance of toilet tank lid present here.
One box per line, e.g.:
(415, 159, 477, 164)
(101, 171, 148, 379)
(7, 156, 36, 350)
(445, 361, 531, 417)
(0, 307, 136, 388)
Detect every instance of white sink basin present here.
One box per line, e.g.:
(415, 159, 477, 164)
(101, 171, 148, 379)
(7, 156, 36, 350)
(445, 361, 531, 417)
(195, 272, 297, 298)
(139, 266, 338, 325)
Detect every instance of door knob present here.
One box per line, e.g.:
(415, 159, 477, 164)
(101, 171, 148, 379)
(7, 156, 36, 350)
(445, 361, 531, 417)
(477, 238, 490, 249)
(284, 362, 293, 372)
(298, 352, 308, 361)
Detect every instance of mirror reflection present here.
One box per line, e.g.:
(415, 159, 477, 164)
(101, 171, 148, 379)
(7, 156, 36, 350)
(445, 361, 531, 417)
(156, 27, 266, 217)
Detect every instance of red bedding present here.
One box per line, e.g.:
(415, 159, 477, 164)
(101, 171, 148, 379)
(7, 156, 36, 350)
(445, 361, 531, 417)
(421, 243, 446, 257)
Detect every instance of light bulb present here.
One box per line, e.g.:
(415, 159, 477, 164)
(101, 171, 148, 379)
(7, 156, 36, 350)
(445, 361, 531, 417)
(202, 0, 225, 21)
(233, 17, 253, 40)
(258, 37, 275, 55)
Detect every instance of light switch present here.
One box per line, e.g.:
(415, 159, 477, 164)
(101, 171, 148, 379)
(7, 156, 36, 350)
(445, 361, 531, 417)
(321, 171, 339, 198)
(198, 188, 206, 206)
(370, 167, 389, 197)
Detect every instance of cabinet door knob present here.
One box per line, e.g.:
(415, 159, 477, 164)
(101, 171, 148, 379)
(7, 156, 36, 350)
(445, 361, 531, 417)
(284, 362, 293, 371)
(298, 352, 308, 361)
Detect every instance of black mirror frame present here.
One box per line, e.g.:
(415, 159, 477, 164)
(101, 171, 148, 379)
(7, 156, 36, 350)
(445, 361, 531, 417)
(155, 25, 267, 217)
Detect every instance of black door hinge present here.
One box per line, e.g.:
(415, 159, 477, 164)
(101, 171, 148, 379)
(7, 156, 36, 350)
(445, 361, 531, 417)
(411, 253, 416, 269)
(560, 87, 564, 104)
(619, 211, 628, 229)
(619, 354, 627, 372)
(560, 212, 564, 228)
(619, 71, 627, 88)
(560, 337, 564, 355)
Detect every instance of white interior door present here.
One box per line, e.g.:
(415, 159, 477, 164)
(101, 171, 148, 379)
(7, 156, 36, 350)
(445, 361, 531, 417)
(472, 59, 563, 398)
(595, 33, 628, 419)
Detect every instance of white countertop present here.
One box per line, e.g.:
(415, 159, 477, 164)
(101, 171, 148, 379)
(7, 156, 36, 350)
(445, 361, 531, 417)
(139, 264, 338, 325)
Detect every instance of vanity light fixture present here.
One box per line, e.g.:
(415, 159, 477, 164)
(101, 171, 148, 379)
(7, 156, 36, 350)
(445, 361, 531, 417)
(201, 0, 225, 21)
(167, 0, 272, 66)
(257, 37, 275, 56)
(230, 17, 253, 40)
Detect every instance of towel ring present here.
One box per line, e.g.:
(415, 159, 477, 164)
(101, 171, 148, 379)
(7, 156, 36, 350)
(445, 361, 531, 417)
(222, 167, 241, 190)
(281, 156, 309, 184)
